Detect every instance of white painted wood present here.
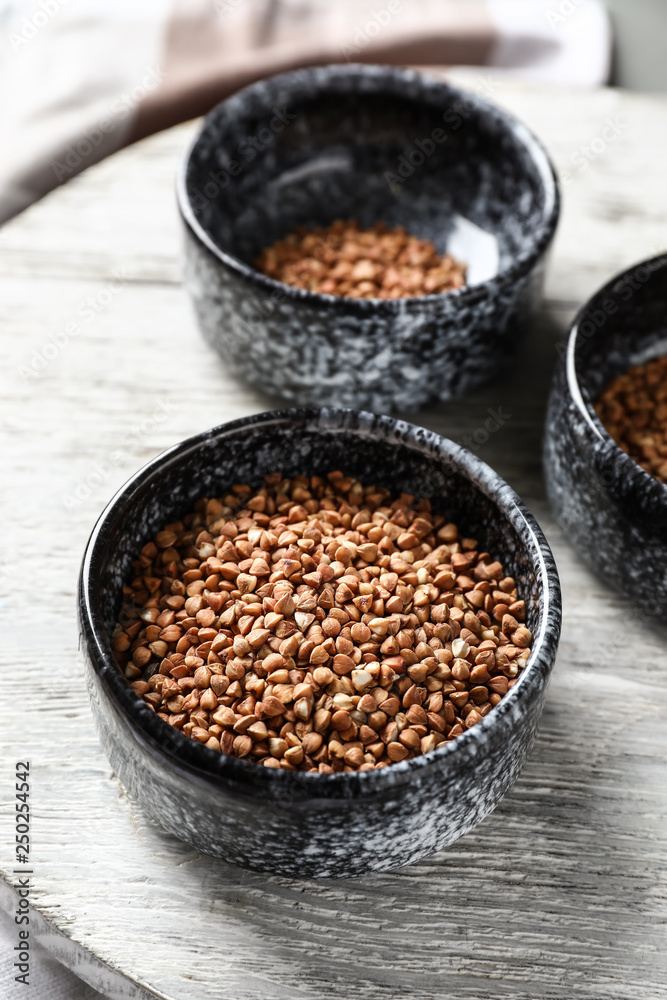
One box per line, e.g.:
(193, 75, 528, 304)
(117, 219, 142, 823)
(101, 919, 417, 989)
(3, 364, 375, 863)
(1, 80, 667, 1000)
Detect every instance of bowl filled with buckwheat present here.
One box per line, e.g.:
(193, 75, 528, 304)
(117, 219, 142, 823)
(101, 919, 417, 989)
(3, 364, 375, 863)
(178, 63, 559, 413)
(544, 253, 667, 613)
(80, 408, 561, 877)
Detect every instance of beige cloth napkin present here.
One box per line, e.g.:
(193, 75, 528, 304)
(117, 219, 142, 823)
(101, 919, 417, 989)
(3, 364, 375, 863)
(0, 0, 610, 225)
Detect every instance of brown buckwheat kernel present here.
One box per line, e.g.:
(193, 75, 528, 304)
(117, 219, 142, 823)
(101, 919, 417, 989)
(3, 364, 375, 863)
(595, 355, 667, 484)
(112, 472, 532, 773)
(254, 219, 467, 299)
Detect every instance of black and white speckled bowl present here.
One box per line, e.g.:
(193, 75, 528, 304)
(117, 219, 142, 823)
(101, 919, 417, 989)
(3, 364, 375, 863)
(544, 254, 667, 613)
(80, 408, 561, 878)
(177, 65, 559, 413)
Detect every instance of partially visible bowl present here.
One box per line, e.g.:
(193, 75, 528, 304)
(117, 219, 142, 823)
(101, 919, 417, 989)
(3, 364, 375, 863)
(177, 64, 559, 413)
(80, 407, 561, 878)
(544, 254, 667, 613)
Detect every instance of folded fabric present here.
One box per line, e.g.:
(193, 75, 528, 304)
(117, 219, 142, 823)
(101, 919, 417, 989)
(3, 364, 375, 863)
(0, 0, 610, 225)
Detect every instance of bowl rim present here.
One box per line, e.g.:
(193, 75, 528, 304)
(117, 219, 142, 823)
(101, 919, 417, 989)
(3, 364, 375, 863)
(176, 62, 560, 312)
(565, 252, 667, 499)
(79, 407, 561, 802)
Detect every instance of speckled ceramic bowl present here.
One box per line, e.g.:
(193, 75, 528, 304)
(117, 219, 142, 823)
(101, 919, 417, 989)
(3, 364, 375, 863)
(177, 65, 559, 413)
(80, 408, 561, 878)
(544, 254, 667, 613)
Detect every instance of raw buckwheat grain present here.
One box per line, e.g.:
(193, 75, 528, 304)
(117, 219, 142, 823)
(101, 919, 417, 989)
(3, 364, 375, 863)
(595, 355, 667, 484)
(112, 472, 532, 773)
(254, 219, 467, 299)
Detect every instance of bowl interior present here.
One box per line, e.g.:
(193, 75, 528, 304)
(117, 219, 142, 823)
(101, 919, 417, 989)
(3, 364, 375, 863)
(92, 411, 546, 672)
(182, 66, 556, 288)
(571, 255, 667, 426)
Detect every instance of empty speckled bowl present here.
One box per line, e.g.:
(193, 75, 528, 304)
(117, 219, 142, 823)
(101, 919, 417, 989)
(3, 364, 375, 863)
(544, 254, 667, 613)
(79, 408, 561, 878)
(177, 64, 559, 413)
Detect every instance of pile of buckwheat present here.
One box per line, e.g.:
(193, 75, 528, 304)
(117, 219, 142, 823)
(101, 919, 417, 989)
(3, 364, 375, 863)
(254, 219, 467, 299)
(112, 472, 532, 773)
(595, 355, 667, 484)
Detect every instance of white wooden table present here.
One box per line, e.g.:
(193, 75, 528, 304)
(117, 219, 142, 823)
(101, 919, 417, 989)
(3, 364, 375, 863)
(1, 78, 667, 1000)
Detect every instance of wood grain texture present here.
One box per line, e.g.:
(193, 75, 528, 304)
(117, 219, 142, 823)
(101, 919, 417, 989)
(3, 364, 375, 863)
(1, 78, 667, 1000)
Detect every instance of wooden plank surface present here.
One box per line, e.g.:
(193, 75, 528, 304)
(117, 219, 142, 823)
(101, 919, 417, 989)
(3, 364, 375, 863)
(1, 77, 667, 1000)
